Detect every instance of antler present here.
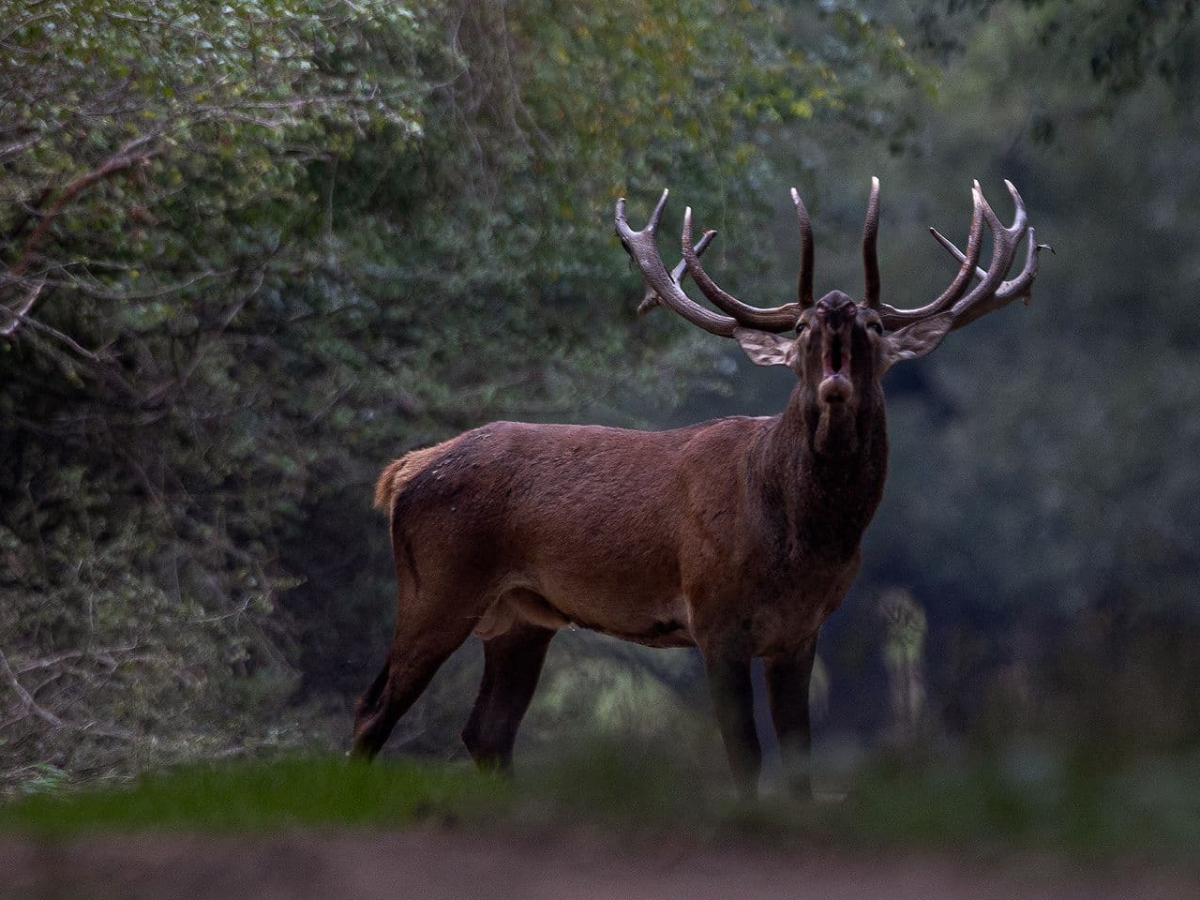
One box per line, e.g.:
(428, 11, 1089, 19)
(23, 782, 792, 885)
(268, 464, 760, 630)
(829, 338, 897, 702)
(791, 187, 815, 309)
(616, 190, 804, 336)
(879, 180, 1043, 332)
(636, 228, 716, 315)
(616, 190, 738, 336)
(928, 217, 1047, 330)
(862, 177, 881, 309)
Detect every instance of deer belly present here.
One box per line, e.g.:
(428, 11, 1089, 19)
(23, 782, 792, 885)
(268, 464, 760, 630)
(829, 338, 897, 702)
(474, 576, 694, 649)
(473, 588, 572, 640)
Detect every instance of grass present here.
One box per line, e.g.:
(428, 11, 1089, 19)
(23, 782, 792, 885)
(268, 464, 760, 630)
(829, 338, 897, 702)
(847, 747, 1200, 858)
(2, 744, 1199, 863)
(0, 756, 512, 835)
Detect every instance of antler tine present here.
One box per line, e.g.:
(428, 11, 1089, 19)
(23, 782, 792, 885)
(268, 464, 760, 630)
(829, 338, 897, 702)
(681, 228, 717, 279)
(862, 177, 881, 309)
(637, 228, 716, 315)
(647, 187, 670, 233)
(877, 182, 986, 330)
(616, 192, 738, 337)
(790, 187, 815, 309)
(681, 207, 801, 332)
(929, 225, 976, 270)
(1002, 178, 1028, 233)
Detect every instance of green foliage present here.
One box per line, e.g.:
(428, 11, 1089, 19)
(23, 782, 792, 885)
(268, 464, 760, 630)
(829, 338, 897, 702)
(1, 0, 430, 787)
(917, 0, 1197, 102)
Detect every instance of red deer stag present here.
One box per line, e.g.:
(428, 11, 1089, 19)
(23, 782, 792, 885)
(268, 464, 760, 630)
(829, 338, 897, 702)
(352, 178, 1043, 797)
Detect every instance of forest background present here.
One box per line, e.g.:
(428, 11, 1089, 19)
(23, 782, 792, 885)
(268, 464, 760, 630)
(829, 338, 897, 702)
(2, 0, 1197, 793)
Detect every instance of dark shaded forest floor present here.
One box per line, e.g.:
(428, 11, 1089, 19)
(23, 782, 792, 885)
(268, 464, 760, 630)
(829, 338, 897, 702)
(3, 830, 1197, 900)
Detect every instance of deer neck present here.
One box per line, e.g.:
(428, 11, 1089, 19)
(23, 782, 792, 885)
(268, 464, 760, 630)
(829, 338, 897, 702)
(751, 383, 889, 562)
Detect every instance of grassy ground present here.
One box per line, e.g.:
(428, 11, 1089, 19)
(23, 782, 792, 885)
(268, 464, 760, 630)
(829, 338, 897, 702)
(2, 745, 1199, 862)
(0, 756, 509, 835)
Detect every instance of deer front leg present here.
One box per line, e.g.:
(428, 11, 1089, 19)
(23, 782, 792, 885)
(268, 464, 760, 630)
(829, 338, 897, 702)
(764, 634, 819, 799)
(702, 653, 761, 799)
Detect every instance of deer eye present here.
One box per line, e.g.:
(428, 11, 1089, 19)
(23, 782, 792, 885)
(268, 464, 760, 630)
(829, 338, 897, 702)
(868, 322, 884, 335)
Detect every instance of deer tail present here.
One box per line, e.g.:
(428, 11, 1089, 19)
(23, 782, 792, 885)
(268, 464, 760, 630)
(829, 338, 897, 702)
(373, 441, 458, 514)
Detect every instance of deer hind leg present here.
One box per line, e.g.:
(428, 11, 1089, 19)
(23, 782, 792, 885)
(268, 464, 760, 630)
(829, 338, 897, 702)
(350, 613, 475, 761)
(461, 622, 555, 773)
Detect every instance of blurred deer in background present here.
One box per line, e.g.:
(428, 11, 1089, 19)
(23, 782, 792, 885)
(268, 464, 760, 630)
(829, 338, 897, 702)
(352, 177, 1044, 798)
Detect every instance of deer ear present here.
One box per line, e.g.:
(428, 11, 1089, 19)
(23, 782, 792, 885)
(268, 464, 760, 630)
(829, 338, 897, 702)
(733, 326, 796, 368)
(882, 312, 954, 371)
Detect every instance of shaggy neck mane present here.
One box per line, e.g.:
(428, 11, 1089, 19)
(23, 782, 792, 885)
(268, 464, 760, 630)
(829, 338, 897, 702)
(749, 383, 889, 562)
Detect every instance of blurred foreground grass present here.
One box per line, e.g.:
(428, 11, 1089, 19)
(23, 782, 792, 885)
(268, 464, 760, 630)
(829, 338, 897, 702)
(2, 746, 1198, 861)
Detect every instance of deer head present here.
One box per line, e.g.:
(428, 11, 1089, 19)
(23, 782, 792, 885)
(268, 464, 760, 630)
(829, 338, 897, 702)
(616, 179, 1044, 454)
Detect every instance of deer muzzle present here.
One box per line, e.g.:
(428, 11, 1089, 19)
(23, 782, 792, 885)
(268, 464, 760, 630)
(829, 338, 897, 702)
(818, 316, 854, 404)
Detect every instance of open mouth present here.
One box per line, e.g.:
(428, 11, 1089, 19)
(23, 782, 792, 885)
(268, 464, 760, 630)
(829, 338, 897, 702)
(824, 334, 845, 377)
(819, 332, 853, 403)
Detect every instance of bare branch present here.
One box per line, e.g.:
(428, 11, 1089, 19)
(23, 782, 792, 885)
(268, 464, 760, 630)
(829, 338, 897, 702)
(0, 132, 163, 336)
(0, 279, 44, 336)
(13, 643, 143, 676)
(2, 308, 108, 362)
(36, 268, 226, 303)
(1, 645, 138, 743)
(0, 645, 67, 729)
(0, 134, 40, 160)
